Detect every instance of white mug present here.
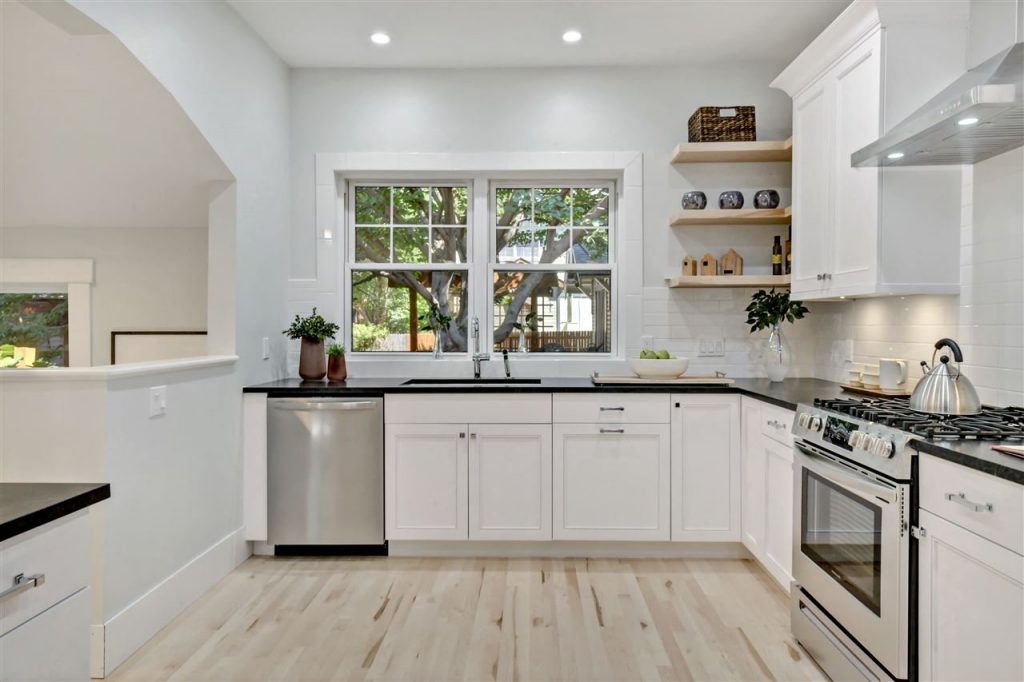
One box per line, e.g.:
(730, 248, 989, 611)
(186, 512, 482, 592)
(879, 358, 908, 390)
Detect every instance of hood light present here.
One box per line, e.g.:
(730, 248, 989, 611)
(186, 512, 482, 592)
(562, 30, 582, 43)
(887, 152, 905, 160)
(370, 32, 391, 45)
(957, 116, 980, 126)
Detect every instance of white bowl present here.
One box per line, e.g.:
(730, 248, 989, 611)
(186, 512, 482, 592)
(628, 357, 689, 379)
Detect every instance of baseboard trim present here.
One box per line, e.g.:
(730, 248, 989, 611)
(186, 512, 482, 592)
(388, 540, 751, 559)
(96, 527, 250, 678)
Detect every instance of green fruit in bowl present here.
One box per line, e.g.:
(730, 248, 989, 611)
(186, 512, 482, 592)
(657, 349, 671, 359)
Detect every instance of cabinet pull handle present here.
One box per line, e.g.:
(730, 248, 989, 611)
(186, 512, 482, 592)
(945, 492, 993, 513)
(599, 406, 625, 412)
(816, 273, 823, 281)
(599, 428, 625, 434)
(0, 573, 45, 603)
(459, 432, 466, 439)
(470, 433, 477, 439)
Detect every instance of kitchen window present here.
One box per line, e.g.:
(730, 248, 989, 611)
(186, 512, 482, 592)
(346, 180, 615, 356)
(349, 184, 470, 353)
(0, 292, 69, 367)
(491, 184, 613, 353)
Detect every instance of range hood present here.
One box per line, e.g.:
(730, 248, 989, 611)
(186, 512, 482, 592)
(852, 42, 1023, 167)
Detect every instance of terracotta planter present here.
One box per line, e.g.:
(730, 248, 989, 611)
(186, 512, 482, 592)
(298, 338, 327, 381)
(327, 354, 347, 382)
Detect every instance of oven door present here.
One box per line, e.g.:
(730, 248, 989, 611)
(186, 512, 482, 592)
(793, 441, 909, 678)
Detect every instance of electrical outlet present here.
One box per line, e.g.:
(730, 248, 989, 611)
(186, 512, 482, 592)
(262, 337, 271, 360)
(149, 385, 167, 418)
(698, 338, 726, 357)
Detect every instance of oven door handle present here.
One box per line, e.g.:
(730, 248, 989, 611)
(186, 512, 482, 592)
(796, 444, 898, 504)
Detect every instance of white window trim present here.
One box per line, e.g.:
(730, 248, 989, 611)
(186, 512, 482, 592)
(314, 152, 643, 366)
(0, 258, 93, 367)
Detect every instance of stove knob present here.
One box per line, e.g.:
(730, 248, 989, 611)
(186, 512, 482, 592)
(860, 434, 878, 452)
(798, 413, 810, 429)
(874, 439, 895, 458)
(810, 416, 824, 433)
(847, 431, 862, 448)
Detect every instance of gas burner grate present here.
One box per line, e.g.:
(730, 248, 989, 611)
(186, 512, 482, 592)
(813, 397, 1024, 442)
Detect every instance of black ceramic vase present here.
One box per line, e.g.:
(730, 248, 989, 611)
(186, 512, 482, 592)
(753, 189, 780, 209)
(719, 191, 744, 209)
(681, 191, 707, 210)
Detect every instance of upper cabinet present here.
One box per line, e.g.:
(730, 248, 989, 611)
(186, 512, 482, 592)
(772, 1, 966, 300)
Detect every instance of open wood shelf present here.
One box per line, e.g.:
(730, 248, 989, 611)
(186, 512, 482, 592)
(670, 206, 791, 226)
(670, 137, 793, 163)
(665, 275, 791, 289)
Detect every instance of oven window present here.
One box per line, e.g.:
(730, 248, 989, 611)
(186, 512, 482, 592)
(801, 469, 883, 616)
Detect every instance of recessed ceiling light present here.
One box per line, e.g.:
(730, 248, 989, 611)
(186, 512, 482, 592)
(957, 116, 980, 126)
(370, 32, 390, 45)
(562, 30, 582, 43)
(887, 151, 905, 160)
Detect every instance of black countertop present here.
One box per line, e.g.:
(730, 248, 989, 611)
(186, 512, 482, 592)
(0, 483, 111, 543)
(244, 376, 1021, 484)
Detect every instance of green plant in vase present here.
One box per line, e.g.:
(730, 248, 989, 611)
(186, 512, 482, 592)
(283, 307, 339, 381)
(745, 289, 809, 382)
(420, 302, 452, 358)
(512, 311, 538, 353)
(326, 343, 347, 382)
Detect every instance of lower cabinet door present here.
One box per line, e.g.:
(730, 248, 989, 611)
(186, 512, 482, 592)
(918, 509, 1024, 682)
(386, 423, 468, 540)
(761, 436, 794, 591)
(671, 395, 741, 541)
(740, 398, 766, 556)
(553, 423, 670, 541)
(0, 588, 89, 682)
(469, 424, 552, 540)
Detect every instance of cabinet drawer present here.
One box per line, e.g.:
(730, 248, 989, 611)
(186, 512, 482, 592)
(386, 394, 551, 424)
(553, 394, 669, 424)
(920, 455, 1023, 554)
(759, 403, 795, 448)
(0, 512, 89, 637)
(0, 587, 90, 682)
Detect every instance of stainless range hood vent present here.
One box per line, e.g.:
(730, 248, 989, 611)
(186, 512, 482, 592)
(852, 43, 1023, 167)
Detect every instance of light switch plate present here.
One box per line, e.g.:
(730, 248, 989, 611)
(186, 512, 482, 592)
(698, 338, 726, 357)
(149, 385, 167, 418)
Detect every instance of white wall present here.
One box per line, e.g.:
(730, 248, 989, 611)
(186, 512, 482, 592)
(290, 64, 803, 377)
(1, 227, 208, 366)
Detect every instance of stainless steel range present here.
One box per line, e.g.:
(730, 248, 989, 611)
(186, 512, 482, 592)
(790, 397, 1024, 682)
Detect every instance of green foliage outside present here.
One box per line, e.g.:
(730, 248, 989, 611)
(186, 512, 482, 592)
(0, 294, 68, 366)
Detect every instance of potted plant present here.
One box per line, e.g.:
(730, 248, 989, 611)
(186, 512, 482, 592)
(745, 289, 809, 382)
(283, 307, 339, 381)
(326, 343, 347, 382)
(420, 302, 453, 359)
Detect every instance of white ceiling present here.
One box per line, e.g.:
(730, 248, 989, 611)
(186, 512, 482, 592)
(2, 1, 232, 230)
(229, 0, 851, 69)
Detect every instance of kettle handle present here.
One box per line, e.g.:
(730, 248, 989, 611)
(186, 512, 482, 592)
(933, 338, 964, 363)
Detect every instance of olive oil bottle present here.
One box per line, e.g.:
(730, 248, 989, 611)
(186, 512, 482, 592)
(771, 235, 783, 275)
(785, 226, 792, 275)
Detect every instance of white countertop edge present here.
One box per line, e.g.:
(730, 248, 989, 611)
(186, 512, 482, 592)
(0, 355, 239, 383)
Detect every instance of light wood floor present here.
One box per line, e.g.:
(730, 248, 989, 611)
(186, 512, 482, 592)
(109, 556, 825, 682)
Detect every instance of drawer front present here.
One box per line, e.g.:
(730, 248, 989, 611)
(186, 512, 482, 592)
(0, 587, 90, 682)
(553, 394, 670, 424)
(920, 454, 1024, 554)
(0, 512, 89, 637)
(386, 394, 552, 424)
(759, 403, 795, 447)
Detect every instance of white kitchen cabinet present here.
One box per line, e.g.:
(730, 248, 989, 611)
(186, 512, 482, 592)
(385, 423, 468, 540)
(0, 588, 90, 682)
(740, 398, 766, 555)
(553, 423, 670, 541)
(468, 424, 551, 541)
(740, 398, 795, 592)
(761, 436, 794, 589)
(773, 2, 963, 300)
(917, 508, 1024, 682)
(671, 395, 740, 542)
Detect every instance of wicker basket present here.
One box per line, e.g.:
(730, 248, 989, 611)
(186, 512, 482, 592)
(688, 106, 756, 142)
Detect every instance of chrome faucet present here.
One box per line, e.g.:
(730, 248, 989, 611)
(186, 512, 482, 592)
(502, 349, 511, 379)
(471, 317, 489, 379)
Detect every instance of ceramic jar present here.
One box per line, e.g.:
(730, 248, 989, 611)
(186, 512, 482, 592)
(753, 189, 780, 209)
(681, 191, 707, 210)
(718, 190, 744, 209)
(298, 338, 327, 381)
(327, 353, 347, 382)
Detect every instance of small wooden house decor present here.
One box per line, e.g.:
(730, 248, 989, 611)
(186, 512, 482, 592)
(681, 256, 697, 276)
(720, 248, 743, 275)
(700, 252, 718, 276)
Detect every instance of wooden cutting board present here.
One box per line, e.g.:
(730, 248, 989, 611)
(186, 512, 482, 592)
(592, 373, 734, 385)
(840, 383, 912, 398)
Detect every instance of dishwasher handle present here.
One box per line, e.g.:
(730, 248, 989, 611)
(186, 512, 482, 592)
(269, 398, 380, 412)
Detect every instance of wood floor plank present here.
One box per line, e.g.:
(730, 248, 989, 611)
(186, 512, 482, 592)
(109, 556, 825, 682)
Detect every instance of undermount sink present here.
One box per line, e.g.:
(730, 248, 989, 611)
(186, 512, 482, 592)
(402, 378, 542, 385)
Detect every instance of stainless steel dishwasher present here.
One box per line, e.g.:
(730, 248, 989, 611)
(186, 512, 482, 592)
(267, 397, 384, 551)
